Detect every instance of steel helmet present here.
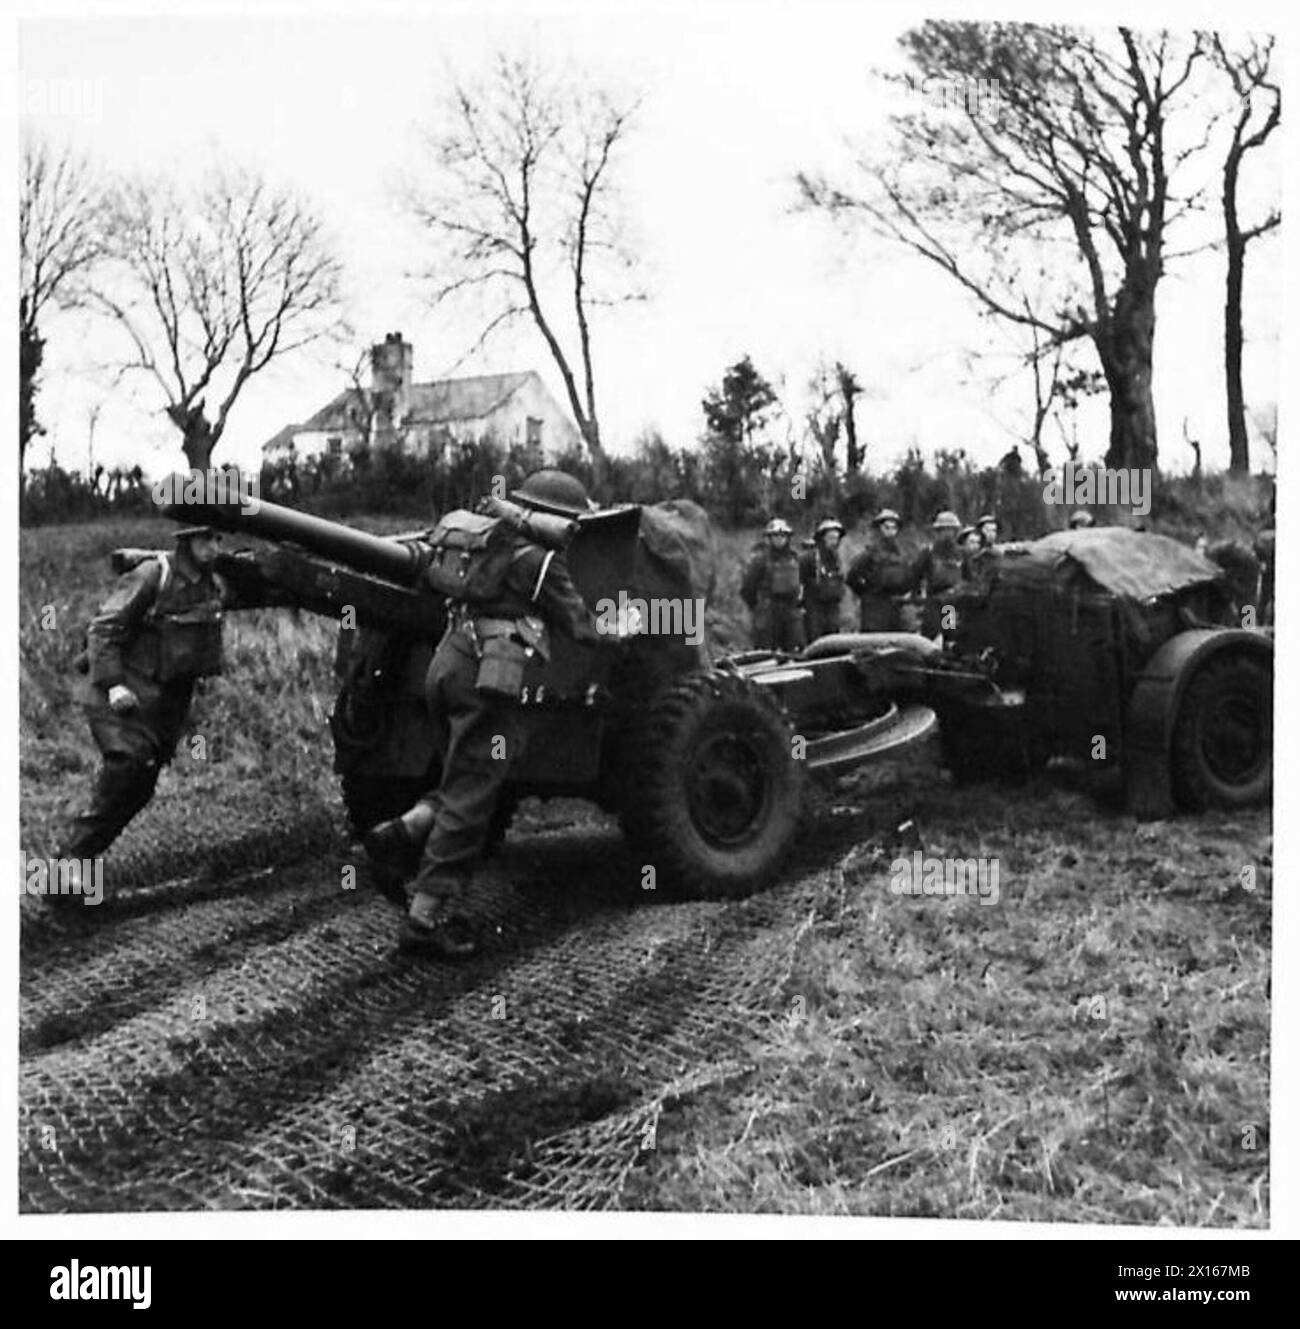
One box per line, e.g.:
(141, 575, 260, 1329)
(958, 526, 979, 546)
(976, 513, 997, 529)
(1069, 510, 1095, 529)
(815, 518, 845, 540)
(765, 518, 793, 537)
(511, 469, 595, 517)
(932, 510, 962, 531)
(872, 508, 901, 527)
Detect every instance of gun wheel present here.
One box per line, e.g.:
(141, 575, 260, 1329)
(620, 670, 803, 898)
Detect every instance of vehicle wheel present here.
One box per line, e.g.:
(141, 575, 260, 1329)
(1171, 654, 1272, 810)
(620, 670, 804, 898)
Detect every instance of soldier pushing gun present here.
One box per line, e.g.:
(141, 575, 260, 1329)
(56, 526, 230, 911)
(363, 469, 642, 960)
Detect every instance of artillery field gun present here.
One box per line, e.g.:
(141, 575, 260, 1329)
(164, 490, 936, 897)
(162, 487, 1271, 898)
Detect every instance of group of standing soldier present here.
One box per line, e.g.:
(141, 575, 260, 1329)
(741, 508, 1006, 649)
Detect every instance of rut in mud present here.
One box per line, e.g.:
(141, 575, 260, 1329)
(19, 792, 874, 1212)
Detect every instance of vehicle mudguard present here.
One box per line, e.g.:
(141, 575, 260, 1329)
(1124, 628, 1271, 818)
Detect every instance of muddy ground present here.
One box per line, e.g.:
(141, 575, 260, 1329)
(20, 746, 1270, 1221)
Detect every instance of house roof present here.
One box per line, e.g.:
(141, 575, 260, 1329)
(262, 423, 302, 454)
(287, 370, 538, 438)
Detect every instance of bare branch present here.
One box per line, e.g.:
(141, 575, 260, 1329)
(20, 135, 107, 329)
(406, 53, 644, 487)
(100, 163, 345, 467)
(798, 21, 1212, 469)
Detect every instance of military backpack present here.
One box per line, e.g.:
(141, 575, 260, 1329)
(422, 510, 523, 604)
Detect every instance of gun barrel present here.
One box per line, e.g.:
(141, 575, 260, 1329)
(162, 491, 423, 586)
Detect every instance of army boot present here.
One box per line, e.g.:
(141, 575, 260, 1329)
(362, 819, 422, 878)
(362, 800, 436, 880)
(398, 890, 480, 960)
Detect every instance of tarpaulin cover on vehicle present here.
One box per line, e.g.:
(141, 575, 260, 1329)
(974, 527, 1235, 665)
(569, 500, 717, 608)
(634, 499, 717, 603)
(995, 528, 1225, 602)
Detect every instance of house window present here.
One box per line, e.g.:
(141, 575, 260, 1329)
(326, 435, 343, 458)
(526, 416, 544, 448)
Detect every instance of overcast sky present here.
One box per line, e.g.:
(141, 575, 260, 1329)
(18, 0, 1283, 481)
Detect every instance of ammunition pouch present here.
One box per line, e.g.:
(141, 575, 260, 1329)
(476, 634, 529, 701)
(463, 614, 549, 702)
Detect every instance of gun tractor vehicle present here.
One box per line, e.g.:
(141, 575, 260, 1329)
(165, 493, 1271, 897)
(929, 527, 1272, 817)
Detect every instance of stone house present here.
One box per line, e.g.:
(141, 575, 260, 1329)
(263, 333, 582, 467)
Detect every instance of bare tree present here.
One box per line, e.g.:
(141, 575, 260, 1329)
(99, 165, 345, 471)
(19, 136, 107, 474)
(804, 360, 866, 495)
(407, 54, 643, 496)
(1209, 35, 1279, 475)
(834, 363, 865, 472)
(1025, 320, 1065, 479)
(799, 22, 1215, 472)
(805, 364, 846, 496)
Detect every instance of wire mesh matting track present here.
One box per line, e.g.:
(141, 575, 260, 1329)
(20, 818, 834, 1211)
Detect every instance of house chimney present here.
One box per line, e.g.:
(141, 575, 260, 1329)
(369, 332, 413, 438)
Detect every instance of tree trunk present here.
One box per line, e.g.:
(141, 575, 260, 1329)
(19, 315, 43, 477)
(1223, 145, 1250, 474)
(1098, 281, 1158, 472)
(838, 368, 863, 471)
(844, 405, 861, 472)
(169, 402, 216, 472)
(182, 430, 215, 472)
(582, 419, 609, 501)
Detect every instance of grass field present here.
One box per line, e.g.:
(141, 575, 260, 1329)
(19, 514, 1270, 1222)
